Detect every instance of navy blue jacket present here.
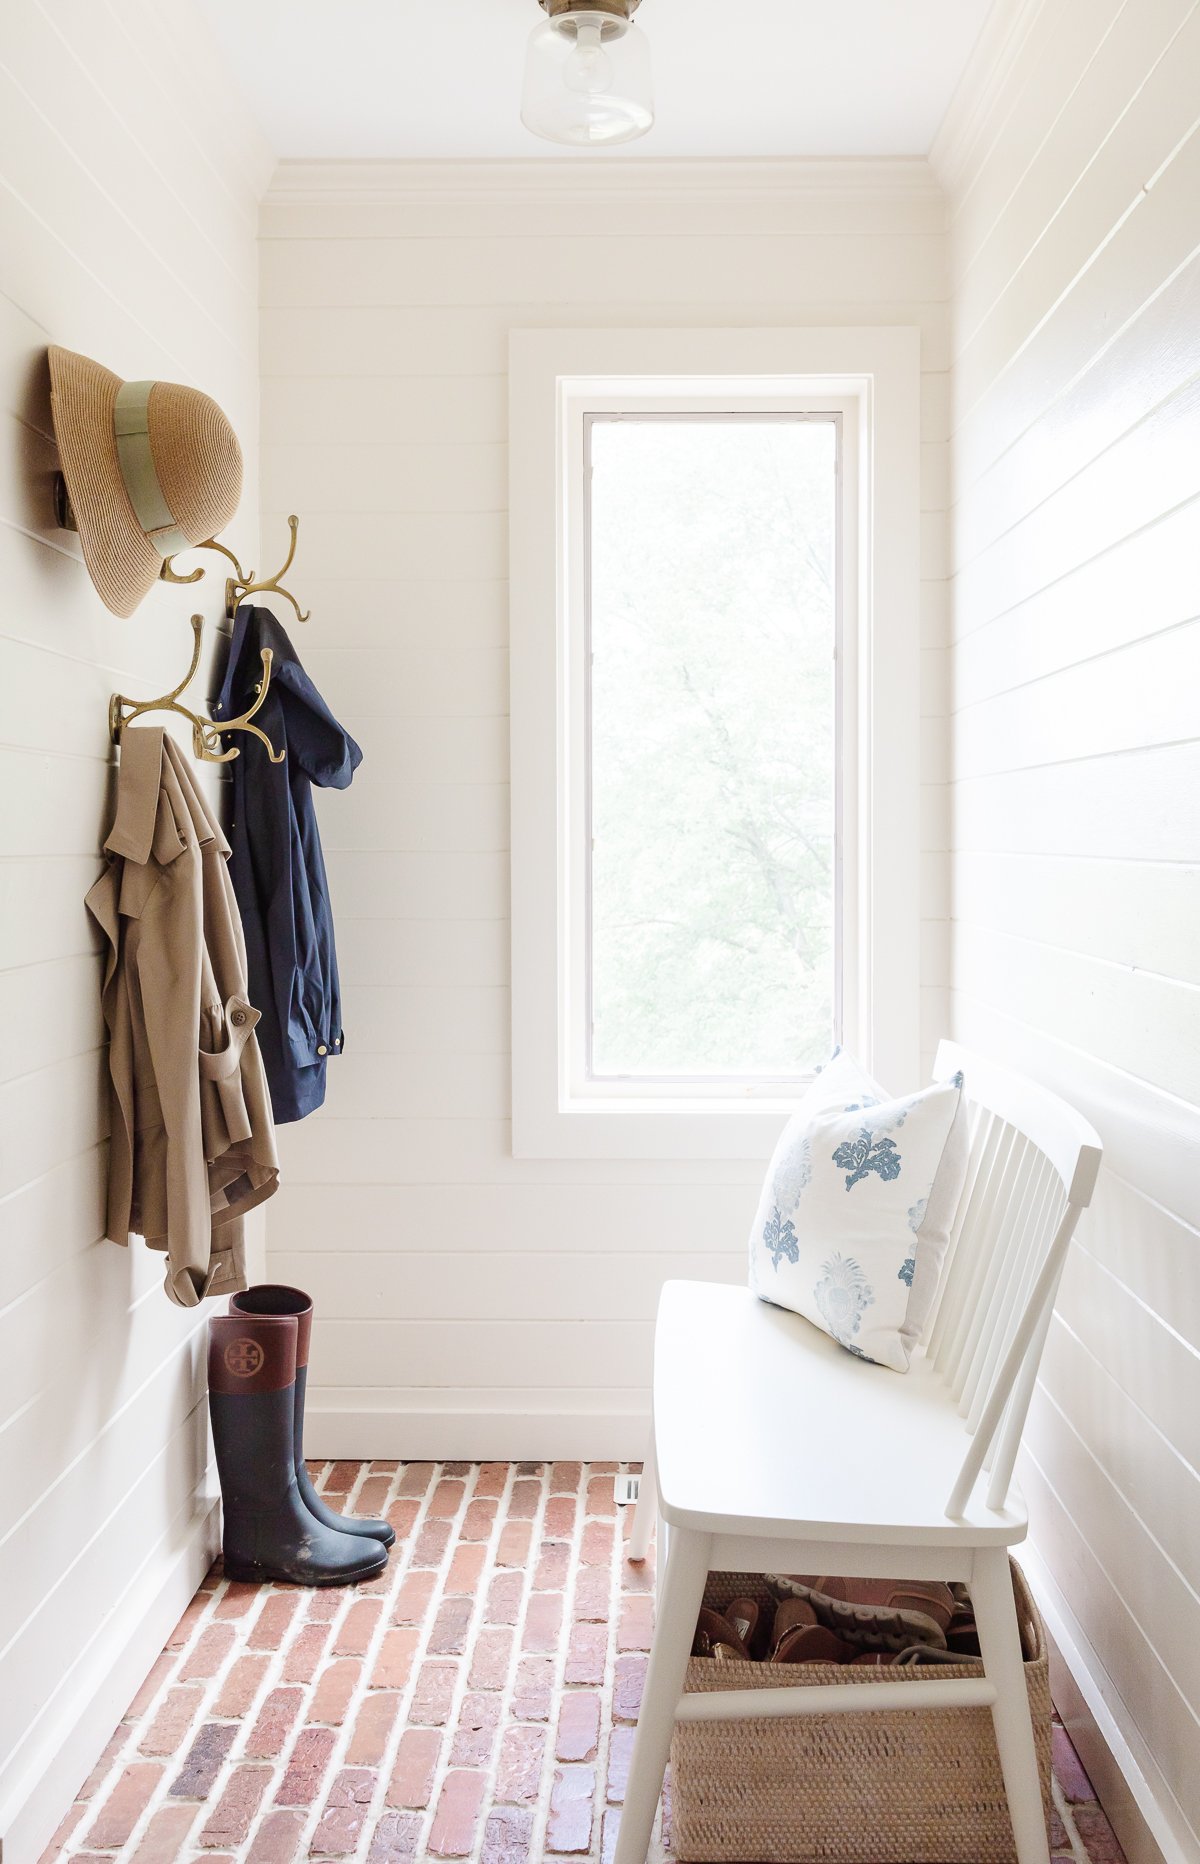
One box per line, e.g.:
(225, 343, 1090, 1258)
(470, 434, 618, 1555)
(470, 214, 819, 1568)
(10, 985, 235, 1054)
(215, 606, 361, 1123)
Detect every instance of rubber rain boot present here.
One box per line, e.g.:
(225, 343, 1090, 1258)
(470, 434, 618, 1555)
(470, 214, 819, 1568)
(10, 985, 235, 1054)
(209, 1311, 389, 1585)
(228, 1283, 396, 1548)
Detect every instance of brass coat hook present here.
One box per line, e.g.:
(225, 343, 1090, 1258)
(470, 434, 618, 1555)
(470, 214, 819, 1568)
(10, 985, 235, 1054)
(110, 614, 285, 765)
(161, 514, 311, 626)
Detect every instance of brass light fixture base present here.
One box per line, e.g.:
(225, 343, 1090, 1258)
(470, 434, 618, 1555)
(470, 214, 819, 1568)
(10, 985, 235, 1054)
(539, 0, 641, 20)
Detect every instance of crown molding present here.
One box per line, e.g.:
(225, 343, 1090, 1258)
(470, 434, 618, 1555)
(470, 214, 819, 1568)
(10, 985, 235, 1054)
(928, 0, 1051, 197)
(263, 155, 944, 210)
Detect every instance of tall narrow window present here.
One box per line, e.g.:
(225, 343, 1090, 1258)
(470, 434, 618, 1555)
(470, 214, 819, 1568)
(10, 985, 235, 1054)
(586, 414, 841, 1085)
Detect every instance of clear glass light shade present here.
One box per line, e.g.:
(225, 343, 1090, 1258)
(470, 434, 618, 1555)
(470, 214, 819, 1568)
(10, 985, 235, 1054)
(522, 12, 654, 147)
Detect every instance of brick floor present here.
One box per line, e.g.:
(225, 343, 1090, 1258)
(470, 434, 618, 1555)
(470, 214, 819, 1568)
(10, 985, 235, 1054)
(40, 1462, 1126, 1863)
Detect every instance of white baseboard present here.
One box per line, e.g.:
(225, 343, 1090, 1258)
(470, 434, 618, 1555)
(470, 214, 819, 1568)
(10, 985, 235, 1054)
(304, 1401, 652, 1462)
(1017, 1544, 1199, 1864)
(0, 1495, 220, 1864)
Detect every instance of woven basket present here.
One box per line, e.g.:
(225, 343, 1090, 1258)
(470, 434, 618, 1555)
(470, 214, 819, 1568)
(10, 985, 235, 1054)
(670, 1559, 1051, 1864)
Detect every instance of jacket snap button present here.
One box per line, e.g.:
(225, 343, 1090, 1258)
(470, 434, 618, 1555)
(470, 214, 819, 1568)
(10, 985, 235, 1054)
(231, 1009, 246, 1027)
(317, 1043, 328, 1056)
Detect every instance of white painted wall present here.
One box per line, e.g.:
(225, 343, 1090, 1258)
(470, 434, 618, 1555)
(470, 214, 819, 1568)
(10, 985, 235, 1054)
(258, 159, 951, 1459)
(934, 1, 1200, 1855)
(0, 5, 270, 1856)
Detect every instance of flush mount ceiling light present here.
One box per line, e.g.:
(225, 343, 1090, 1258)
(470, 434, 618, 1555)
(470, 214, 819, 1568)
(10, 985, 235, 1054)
(522, 0, 654, 148)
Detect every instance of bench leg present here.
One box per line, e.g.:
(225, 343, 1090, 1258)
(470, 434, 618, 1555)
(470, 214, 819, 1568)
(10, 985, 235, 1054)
(973, 1548, 1050, 1864)
(627, 1427, 657, 1564)
(612, 1522, 710, 1864)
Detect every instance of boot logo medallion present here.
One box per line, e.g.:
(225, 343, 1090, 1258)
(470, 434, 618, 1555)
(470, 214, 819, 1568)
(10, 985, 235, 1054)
(224, 1338, 265, 1378)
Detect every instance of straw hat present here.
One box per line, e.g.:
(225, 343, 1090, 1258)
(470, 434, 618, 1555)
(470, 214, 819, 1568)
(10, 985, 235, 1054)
(48, 346, 243, 619)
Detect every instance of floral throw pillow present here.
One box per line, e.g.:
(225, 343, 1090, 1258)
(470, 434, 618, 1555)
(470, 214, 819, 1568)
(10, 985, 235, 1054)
(749, 1050, 969, 1373)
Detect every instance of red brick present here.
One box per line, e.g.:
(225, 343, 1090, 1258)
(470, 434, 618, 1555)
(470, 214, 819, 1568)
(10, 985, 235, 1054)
(386, 1498, 421, 1539)
(446, 1542, 487, 1594)
(392, 1570, 436, 1625)
(585, 1476, 616, 1517)
(473, 1462, 508, 1497)
(547, 1765, 596, 1853)
(411, 1660, 457, 1725)
(413, 1518, 452, 1566)
(355, 1474, 392, 1515)
(166, 1595, 208, 1649)
(372, 1626, 419, 1690)
(601, 1807, 622, 1864)
(275, 1728, 336, 1806)
(544, 1496, 577, 1537)
(469, 1627, 512, 1690)
(387, 1727, 443, 1809)
(78, 1729, 124, 1800)
(367, 1810, 423, 1861)
(178, 1623, 235, 1680)
(572, 1567, 610, 1621)
(1073, 1807, 1127, 1862)
(428, 1770, 487, 1858)
(612, 1654, 646, 1722)
(248, 1591, 301, 1651)
(621, 1546, 655, 1593)
(507, 1479, 541, 1518)
(496, 1726, 546, 1805)
(123, 1654, 173, 1721)
(371, 1459, 401, 1474)
(605, 1726, 634, 1803)
(215, 1579, 260, 1618)
(336, 1599, 382, 1655)
(550, 1461, 582, 1494)
(214, 1653, 269, 1717)
(512, 1656, 554, 1722)
(496, 1521, 532, 1567)
(127, 1802, 198, 1864)
(556, 1691, 601, 1762)
(450, 1692, 501, 1767)
(444, 1461, 471, 1476)
(139, 1685, 203, 1756)
(618, 1594, 654, 1651)
(324, 1461, 361, 1495)
(308, 1659, 362, 1726)
(307, 1588, 342, 1621)
(428, 1478, 467, 1518)
(522, 1591, 563, 1653)
(515, 1461, 543, 1475)
(1053, 1724, 1096, 1803)
(85, 1763, 162, 1846)
(283, 1621, 331, 1682)
(347, 1691, 401, 1765)
(398, 1462, 435, 1497)
(310, 1766, 377, 1857)
(592, 1461, 618, 1474)
(246, 1808, 306, 1864)
(429, 1596, 473, 1654)
(199, 1765, 270, 1846)
(169, 1722, 236, 1797)
(535, 1542, 571, 1590)
(482, 1806, 535, 1864)
(565, 1622, 606, 1685)
(245, 1688, 305, 1759)
(486, 1571, 523, 1624)
(580, 1521, 613, 1566)
(460, 1499, 497, 1541)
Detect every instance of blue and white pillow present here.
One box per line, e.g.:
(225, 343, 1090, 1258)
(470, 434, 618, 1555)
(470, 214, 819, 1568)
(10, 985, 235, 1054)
(749, 1050, 969, 1373)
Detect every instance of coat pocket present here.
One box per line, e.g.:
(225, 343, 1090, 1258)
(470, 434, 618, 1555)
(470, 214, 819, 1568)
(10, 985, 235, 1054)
(199, 995, 262, 1158)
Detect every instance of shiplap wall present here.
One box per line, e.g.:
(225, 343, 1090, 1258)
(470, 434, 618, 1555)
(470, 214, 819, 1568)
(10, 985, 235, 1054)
(258, 159, 951, 1459)
(935, 0, 1200, 1854)
(0, 4, 270, 1856)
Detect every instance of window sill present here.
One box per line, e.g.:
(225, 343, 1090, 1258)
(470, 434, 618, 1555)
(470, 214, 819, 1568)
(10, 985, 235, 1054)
(512, 1098, 797, 1161)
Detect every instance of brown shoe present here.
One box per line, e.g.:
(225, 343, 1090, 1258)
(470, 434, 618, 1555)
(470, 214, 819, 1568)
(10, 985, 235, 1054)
(692, 1607, 751, 1660)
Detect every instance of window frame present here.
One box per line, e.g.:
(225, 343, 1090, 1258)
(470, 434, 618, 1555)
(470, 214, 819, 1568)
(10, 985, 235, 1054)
(510, 327, 922, 1160)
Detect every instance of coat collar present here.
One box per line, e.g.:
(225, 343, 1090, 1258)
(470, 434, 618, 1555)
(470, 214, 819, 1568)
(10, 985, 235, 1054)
(105, 726, 231, 866)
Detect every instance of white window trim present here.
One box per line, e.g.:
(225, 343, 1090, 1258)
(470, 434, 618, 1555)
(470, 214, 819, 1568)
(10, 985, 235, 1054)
(510, 327, 922, 1160)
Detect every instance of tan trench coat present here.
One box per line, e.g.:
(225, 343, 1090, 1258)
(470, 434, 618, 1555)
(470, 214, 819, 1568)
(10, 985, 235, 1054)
(86, 727, 279, 1305)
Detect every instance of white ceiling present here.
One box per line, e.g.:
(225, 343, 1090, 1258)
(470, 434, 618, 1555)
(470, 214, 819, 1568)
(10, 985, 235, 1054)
(198, 0, 994, 162)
